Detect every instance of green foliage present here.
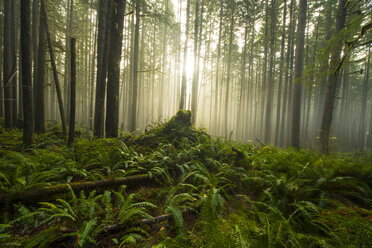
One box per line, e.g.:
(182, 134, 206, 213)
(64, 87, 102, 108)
(0, 117, 371, 247)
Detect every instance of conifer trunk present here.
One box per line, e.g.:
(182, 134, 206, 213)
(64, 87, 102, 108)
(106, 0, 126, 137)
(291, 0, 307, 148)
(21, 0, 34, 146)
(68, 38, 76, 146)
(319, 0, 347, 153)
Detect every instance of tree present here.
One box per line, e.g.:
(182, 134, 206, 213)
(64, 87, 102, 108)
(129, 0, 140, 132)
(358, 47, 370, 150)
(290, 0, 308, 148)
(41, 0, 67, 135)
(179, 0, 191, 110)
(319, 0, 348, 153)
(3, 0, 12, 129)
(94, 0, 111, 137)
(106, 0, 126, 137)
(35, 0, 47, 134)
(20, 0, 34, 146)
(191, 0, 200, 124)
(68, 38, 76, 146)
(264, 0, 277, 143)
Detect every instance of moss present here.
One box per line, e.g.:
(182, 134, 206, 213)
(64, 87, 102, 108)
(163, 110, 192, 133)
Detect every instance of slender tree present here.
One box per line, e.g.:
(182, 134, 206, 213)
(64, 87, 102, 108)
(3, 0, 12, 128)
(68, 38, 76, 146)
(358, 47, 370, 150)
(191, 0, 199, 124)
(129, 0, 140, 132)
(264, 0, 277, 143)
(179, 0, 191, 110)
(41, 0, 67, 135)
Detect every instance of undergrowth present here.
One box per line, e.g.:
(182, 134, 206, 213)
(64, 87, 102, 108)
(0, 111, 371, 247)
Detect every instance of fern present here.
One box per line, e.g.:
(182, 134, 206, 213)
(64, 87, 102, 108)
(23, 226, 60, 248)
(78, 218, 98, 247)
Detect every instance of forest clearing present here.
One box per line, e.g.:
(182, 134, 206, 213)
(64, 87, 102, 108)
(0, 0, 371, 247)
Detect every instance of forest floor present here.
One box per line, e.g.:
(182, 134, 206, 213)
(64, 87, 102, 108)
(0, 111, 372, 247)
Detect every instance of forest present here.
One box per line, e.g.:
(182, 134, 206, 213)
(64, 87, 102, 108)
(0, 0, 371, 247)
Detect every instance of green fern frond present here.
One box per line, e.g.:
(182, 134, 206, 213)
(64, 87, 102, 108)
(78, 218, 97, 247)
(23, 226, 59, 248)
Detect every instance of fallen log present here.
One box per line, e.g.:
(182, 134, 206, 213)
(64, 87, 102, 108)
(1, 174, 159, 207)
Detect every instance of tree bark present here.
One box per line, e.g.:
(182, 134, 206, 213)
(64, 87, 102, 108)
(93, 0, 110, 137)
(129, 0, 140, 132)
(179, 0, 191, 110)
(11, 0, 18, 128)
(264, 0, 277, 143)
(21, 0, 34, 146)
(319, 0, 347, 153)
(3, 0, 12, 129)
(224, 7, 235, 138)
(358, 47, 370, 150)
(41, 0, 67, 135)
(290, 0, 307, 148)
(214, 0, 223, 133)
(274, 0, 286, 146)
(89, 21, 97, 131)
(35, 1, 46, 134)
(68, 38, 76, 146)
(191, 0, 200, 125)
(105, 0, 126, 137)
(32, 0, 39, 116)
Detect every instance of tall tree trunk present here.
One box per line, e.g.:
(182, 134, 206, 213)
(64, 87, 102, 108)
(260, 0, 269, 139)
(264, 0, 277, 143)
(274, 0, 286, 146)
(129, 0, 140, 132)
(224, 8, 235, 138)
(68, 38, 76, 146)
(178, 0, 190, 110)
(236, 25, 248, 139)
(11, 0, 18, 127)
(105, 0, 126, 137)
(214, 0, 223, 133)
(21, 0, 34, 146)
(3, 0, 12, 128)
(358, 47, 370, 150)
(89, 20, 97, 130)
(367, 103, 372, 149)
(41, 0, 67, 135)
(64, 0, 73, 123)
(93, 0, 110, 137)
(35, 0, 46, 134)
(280, 0, 295, 147)
(32, 0, 39, 115)
(290, 0, 307, 148)
(316, 0, 333, 132)
(191, 0, 199, 124)
(159, 0, 168, 121)
(319, 0, 347, 153)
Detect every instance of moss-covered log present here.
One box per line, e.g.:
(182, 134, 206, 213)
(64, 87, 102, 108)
(0, 174, 159, 207)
